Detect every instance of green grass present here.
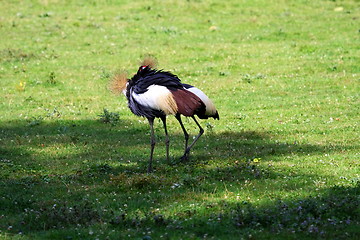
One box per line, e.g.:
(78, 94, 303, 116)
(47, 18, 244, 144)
(1, 0, 359, 239)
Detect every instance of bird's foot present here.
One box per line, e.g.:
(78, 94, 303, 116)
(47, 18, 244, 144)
(179, 153, 190, 162)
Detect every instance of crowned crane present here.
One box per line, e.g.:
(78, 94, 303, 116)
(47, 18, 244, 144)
(111, 58, 219, 172)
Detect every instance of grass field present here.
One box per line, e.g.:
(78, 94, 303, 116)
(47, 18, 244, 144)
(1, 0, 359, 239)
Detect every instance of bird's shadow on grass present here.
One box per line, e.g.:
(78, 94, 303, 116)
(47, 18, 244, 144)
(0, 118, 358, 237)
(0, 118, 349, 174)
(1, 117, 355, 178)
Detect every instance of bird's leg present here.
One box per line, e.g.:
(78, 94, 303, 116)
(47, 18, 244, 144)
(181, 116, 204, 161)
(160, 116, 170, 163)
(147, 117, 156, 173)
(175, 114, 189, 161)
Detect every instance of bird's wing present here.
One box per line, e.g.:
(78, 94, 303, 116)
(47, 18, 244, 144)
(133, 71, 184, 94)
(170, 88, 204, 117)
(181, 83, 219, 119)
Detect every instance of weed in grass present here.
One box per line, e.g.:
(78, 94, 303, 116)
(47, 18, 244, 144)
(26, 108, 61, 127)
(15, 81, 26, 91)
(99, 68, 111, 80)
(27, 116, 44, 127)
(98, 108, 120, 126)
(45, 108, 62, 118)
(205, 122, 214, 132)
(38, 12, 53, 18)
(241, 73, 266, 83)
(0, 48, 35, 63)
(47, 71, 57, 85)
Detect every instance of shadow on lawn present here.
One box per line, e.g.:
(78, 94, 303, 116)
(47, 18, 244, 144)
(0, 117, 354, 186)
(0, 118, 351, 169)
(0, 119, 358, 237)
(0, 117, 353, 187)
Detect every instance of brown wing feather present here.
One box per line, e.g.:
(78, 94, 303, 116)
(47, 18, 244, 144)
(170, 89, 205, 116)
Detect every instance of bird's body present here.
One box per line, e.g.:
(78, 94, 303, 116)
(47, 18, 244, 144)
(112, 59, 219, 172)
(127, 67, 218, 120)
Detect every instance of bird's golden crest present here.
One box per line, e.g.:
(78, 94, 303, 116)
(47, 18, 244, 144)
(109, 72, 128, 95)
(140, 56, 157, 68)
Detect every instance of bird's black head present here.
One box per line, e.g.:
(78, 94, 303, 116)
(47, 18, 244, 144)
(137, 56, 157, 73)
(137, 65, 149, 73)
(130, 57, 158, 83)
(130, 65, 156, 83)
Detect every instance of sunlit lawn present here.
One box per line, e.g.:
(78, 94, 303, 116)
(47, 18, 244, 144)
(1, 0, 359, 239)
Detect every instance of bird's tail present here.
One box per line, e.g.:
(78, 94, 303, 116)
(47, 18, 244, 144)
(109, 72, 128, 95)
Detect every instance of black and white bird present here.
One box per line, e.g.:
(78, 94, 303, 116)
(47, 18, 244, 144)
(111, 58, 219, 172)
